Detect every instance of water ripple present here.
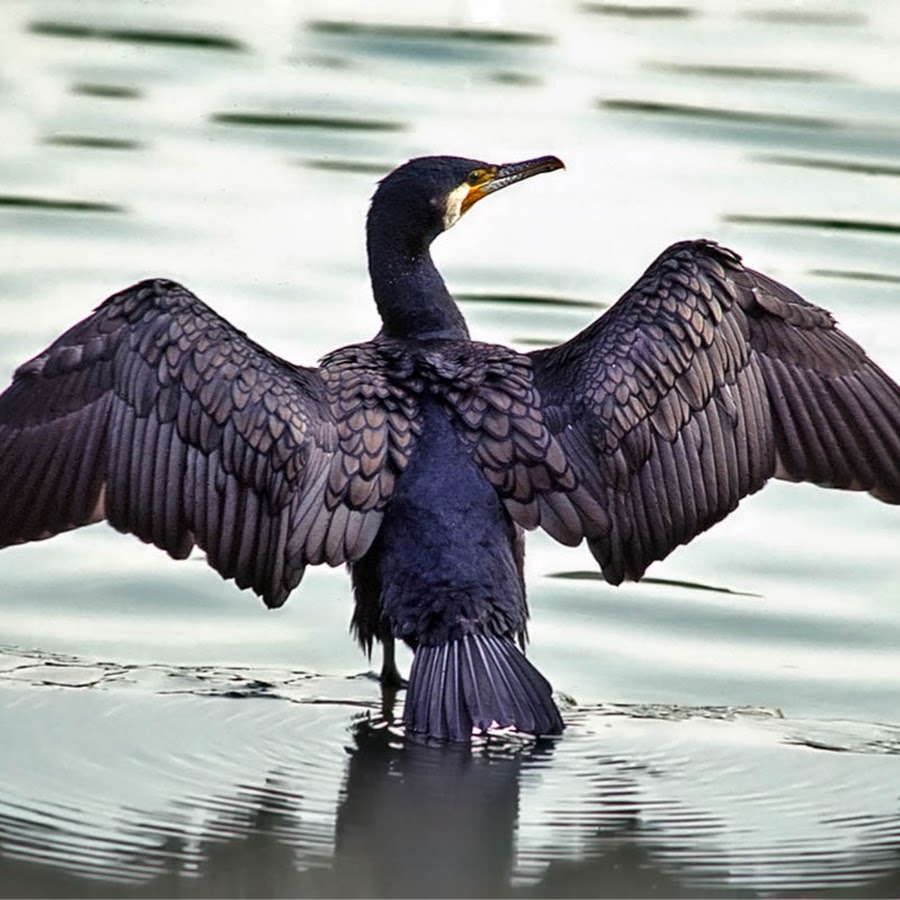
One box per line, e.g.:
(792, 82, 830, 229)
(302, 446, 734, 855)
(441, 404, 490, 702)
(70, 83, 143, 100)
(2, 666, 900, 895)
(301, 158, 392, 176)
(579, 3, 695, 19)
(28, 20, 245, 51)
(649, 61, 843, 83)
(457, 291, 606, 311)
(811, 268, 900, 285)
(600, 97, 838, 130)
(0, 194, 124, 213)
(726, 213, 900, 236)
(547, 569, 760, 597)
(211, 112, 405, 133)
(743, 8, 867, 27)
(754, 152, 900, 178)
(306, 20, 553, 47)
(43, 135, 144, 151)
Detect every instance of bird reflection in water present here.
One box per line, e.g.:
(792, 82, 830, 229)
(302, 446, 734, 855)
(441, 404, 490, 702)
(3, 713, 900, 897)
(334, 723, 550, 897)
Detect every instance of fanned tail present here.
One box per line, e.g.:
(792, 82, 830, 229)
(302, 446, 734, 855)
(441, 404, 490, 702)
(403, 632, 564, 742)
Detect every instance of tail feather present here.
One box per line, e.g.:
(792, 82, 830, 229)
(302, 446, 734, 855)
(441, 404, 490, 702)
(403, 633, 564, 741)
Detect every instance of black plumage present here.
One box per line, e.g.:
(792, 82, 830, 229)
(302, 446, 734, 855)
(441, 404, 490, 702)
(1, 154, 898, 742)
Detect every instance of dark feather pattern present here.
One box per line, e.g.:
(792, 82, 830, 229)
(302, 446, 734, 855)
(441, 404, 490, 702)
(2, 154, 899, 744)
(404, 633, 563, 741)
(527, 240, 900, 584)
(0, 279, 416, 606)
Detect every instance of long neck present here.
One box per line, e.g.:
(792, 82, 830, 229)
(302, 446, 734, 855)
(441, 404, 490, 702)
(366, 214, 469, 341)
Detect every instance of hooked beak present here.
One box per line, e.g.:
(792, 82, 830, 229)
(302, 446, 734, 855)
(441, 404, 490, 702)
(461, 155, 565, 214)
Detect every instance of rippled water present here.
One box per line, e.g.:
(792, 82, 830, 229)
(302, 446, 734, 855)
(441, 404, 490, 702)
(1, 0, 899, 896)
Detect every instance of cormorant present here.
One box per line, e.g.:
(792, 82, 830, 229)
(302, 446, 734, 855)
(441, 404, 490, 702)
(1, 155, 899, 742)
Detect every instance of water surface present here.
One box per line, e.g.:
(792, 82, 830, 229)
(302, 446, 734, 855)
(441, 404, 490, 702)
(1, 0, 899, 896)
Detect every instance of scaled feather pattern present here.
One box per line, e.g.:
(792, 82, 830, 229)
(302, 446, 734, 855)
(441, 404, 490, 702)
(1, 155, 898, 741)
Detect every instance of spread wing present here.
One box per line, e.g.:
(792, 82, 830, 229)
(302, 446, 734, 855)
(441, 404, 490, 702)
(0, 280, 414, 606)
(521, 240, 900, 584)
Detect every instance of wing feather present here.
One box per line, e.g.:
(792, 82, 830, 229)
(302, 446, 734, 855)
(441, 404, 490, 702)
(524, 240, 900, 583)
(0, 279, 416, 607)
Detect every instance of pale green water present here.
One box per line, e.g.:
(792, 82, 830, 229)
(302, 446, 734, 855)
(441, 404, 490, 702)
(1, 1, 899, 896)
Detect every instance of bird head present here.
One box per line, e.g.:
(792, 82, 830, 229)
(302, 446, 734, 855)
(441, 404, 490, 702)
(369, 154, 565, 251)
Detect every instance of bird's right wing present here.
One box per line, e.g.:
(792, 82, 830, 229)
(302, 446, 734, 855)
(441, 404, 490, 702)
(522, 240, 900, 585)
(0, 280, 414, 606)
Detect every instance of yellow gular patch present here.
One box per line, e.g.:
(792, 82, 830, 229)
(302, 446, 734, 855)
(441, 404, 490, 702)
(442, 182, 472, 231)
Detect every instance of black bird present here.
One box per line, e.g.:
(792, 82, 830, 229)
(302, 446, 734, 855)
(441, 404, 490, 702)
(1, 155, 899, 742)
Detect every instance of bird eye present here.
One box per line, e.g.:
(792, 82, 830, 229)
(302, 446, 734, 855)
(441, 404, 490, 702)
(467, 170, 483, 186)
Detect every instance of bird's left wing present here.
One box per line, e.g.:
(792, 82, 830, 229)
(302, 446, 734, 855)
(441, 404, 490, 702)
(516, 240, 900, 585)
(0, 280, 413, 606)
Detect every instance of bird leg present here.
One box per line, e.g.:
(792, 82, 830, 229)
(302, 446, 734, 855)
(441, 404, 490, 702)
(379, 634, 406, 725)
(380, 633, 405, 688)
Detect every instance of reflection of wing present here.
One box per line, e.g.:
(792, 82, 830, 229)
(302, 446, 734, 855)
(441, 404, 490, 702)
(519, 240, 900, 584)
(0, 280, 416, 606)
